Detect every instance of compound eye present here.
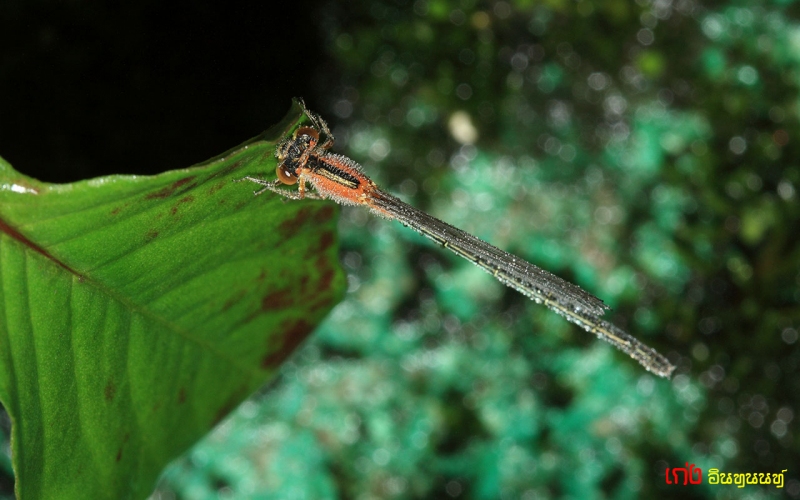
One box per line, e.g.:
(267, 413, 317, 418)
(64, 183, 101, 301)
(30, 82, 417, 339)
(276, 163, 298, 185)
(295, 126, 320, 147)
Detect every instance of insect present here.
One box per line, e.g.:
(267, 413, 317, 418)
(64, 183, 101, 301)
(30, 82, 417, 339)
(240, 99, 676, 378)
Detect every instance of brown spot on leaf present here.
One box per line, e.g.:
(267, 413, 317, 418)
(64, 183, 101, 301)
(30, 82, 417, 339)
(111, 207, 121, 215)
(178, 387, 186, 404)
(313, 253, 329, 273)
(147, 187, 171, 200)
(318, 264, 335, 291)
(145, 176, 197, 199)
(317, 230, 334, 253)
(116, 433, 129, 462)
(145, 230, 159, 241)
(170, 195, 196, 216)
(279, 206, 313, 237)
(209, 180, 227, 195)
(261, 289, 293, 311)
(313, 205, 335, 223)
(261, 319, 314, 368)
(308, 295, 335, 316)
(104, 381, 116, 401)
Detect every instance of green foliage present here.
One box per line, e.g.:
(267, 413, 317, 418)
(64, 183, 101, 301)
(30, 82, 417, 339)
(0, 101, 345, 499)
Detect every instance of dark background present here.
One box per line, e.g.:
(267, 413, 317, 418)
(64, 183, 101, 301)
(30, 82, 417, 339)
(0, 0, 329, 183)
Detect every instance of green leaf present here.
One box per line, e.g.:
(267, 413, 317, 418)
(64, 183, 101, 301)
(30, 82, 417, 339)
(0, 99, 345, 499)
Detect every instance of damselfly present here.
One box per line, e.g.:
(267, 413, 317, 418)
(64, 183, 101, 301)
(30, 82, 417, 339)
(240, 99, 676, 378)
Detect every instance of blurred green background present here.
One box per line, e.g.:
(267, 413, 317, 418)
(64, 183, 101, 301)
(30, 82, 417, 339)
(2, 0, 799, 499)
